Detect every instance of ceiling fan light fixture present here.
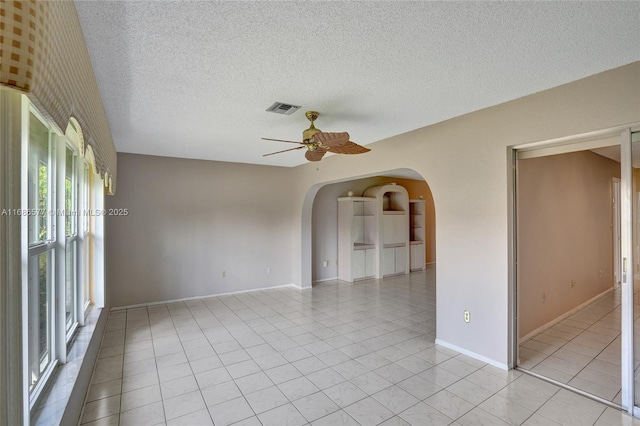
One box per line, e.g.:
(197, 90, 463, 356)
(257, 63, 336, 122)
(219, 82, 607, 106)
(303, 125, 321, 144)
(261, 110, 371, 162)
(303, 110, 321, 143)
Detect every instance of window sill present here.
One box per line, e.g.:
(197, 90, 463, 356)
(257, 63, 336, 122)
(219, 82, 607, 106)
(30, 305, 105, 426)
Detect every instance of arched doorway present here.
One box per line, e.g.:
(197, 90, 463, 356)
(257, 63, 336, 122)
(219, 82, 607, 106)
(308, 171, 436, 284)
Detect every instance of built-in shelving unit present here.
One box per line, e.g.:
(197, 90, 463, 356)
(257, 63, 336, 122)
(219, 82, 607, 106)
(409, 199, 426, 271)
(364, 184, 410, 278)
(338, 197, 377, 281)
(338, 184, 421, 282)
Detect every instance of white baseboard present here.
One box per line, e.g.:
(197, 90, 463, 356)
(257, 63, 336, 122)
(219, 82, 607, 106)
(435, 338, 509, 370)
(313, 276, 338, 283)
(111, 283, 299, 311)
(290, 282, 312, 290)
(519, 286, 615, 343)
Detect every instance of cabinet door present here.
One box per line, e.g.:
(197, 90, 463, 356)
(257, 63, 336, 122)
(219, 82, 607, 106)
(352, 249, 366, 280)
(383, 248, 396, 276)
(395, 247, 407, 273)
(365, 249, 376, 277)
(410, 244, 425, 271)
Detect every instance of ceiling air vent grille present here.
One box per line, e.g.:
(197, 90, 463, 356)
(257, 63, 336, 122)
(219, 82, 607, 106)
(266, 102, 301, 115)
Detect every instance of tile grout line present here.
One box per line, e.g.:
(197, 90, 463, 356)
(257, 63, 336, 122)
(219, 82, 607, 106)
(521, 288, 625, 400)
(88, 269, 632, 426)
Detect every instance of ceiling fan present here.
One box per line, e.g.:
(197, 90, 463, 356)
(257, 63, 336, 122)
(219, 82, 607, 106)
(262, 111, 371, 162)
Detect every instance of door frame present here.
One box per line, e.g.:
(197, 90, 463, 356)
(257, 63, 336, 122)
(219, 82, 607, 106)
(621, 127, 640, 416)
(509, 123, 640, 415)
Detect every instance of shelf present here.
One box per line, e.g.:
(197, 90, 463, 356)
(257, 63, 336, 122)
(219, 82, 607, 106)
(337, 196, 375, 202)
(410, 241, 423, 245)
(354, 243, 375, 250)
(342, 184, 412, 281)
(383, 242, 406, 249)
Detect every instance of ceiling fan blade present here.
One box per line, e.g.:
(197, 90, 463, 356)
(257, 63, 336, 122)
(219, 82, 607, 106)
(262, 146, 306, 157)
(327, 141, 371, 155)
(305, 148, 327, 162)
(313, 132, 350, 147)
(261, 137, 305, 145)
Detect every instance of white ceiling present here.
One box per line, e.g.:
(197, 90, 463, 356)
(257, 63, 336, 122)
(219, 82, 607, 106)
(75, 1, 640, 168)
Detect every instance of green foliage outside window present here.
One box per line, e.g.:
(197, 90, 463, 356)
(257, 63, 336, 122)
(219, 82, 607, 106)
(38, 162, 48, 241)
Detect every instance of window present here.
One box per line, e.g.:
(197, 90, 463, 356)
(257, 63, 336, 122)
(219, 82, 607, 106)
(24, 105, 98, 408)
(81, 163, 92, 310)
(65, 146, 78, 338)
(27, 111, 56, 396)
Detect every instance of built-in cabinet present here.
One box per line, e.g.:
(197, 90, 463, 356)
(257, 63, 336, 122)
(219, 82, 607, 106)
(337, 197, 377, 281)
(382, 245, 406, 276)
(339, 184, 421, 282)
(409, 200, 426, 271)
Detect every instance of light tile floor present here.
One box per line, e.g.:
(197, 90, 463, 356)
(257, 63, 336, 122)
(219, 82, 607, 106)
(81, 267, 640, 425)
(519, 288, 623, 403)
(520, 285, 640, 408)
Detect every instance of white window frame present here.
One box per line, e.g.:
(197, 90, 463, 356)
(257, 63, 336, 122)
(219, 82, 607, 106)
(21, 100, 103, 413)
(24, 104, 58, 408)
(77, 162, 91, 325)
(63, 144, 79, 341)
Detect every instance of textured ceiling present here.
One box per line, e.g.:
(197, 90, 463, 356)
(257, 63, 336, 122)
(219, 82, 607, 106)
(75, 1, 640, 167)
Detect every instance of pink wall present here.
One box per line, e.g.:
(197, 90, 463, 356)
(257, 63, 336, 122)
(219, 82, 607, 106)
(518, 150, 620, 337)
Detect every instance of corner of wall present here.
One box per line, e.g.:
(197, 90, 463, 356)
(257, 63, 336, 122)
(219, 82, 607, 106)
(435, 338, 509, 371)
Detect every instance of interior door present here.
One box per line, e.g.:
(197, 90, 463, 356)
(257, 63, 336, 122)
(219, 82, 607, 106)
(621, 129, 640, 415)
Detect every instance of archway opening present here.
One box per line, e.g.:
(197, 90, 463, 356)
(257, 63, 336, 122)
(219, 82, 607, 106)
(309, 171, 436, 284)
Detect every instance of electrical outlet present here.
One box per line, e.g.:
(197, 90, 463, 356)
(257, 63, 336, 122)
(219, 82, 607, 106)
(267, 267, 271, 273)
(323, 260, 329, 268)
(222, 271, 226, 278)
(464, 310, 470, 323)
(570, 279, 576, 288)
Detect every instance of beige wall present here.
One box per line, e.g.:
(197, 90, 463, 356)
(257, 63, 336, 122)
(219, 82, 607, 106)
(517, 151, 620, 337)
(312, 176, 435, 282)
(105, 154, 295, 307)
(105, 62, 640, 368)
(289, 62, 640, 367)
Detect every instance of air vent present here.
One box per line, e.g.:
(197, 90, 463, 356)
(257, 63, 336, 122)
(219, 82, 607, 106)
(265, 102, 301, 115)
